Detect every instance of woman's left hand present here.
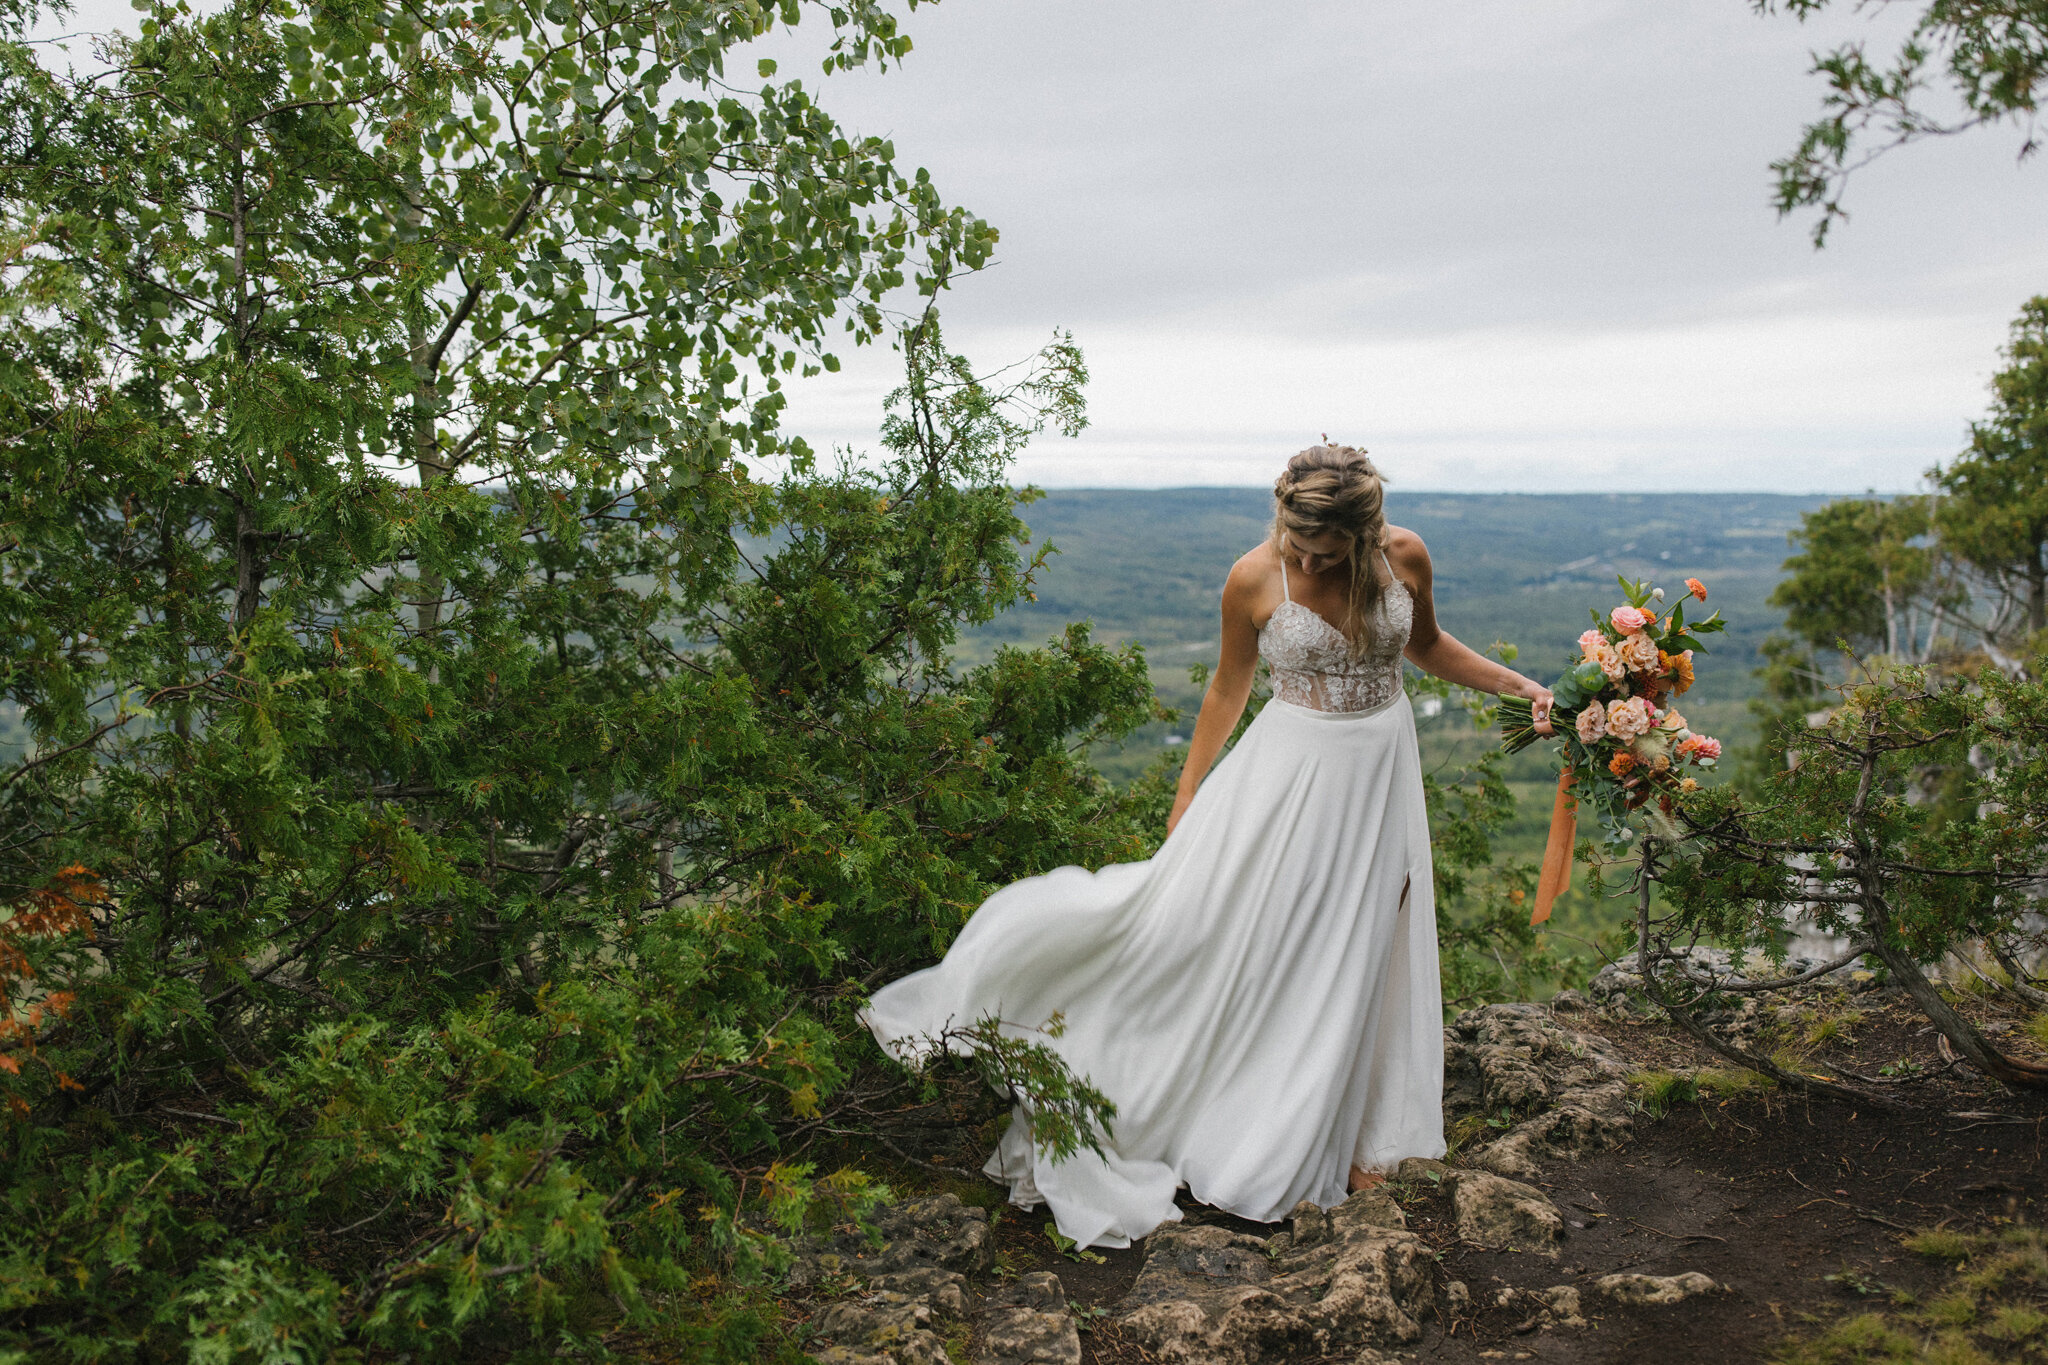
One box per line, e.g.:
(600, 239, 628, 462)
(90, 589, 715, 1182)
(1526, 684, 1556, 736)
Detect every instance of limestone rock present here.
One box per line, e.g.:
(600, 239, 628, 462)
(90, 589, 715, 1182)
(811, 1289, 952, 1365)
(1592, 1270, 1723, 1306)
(811, 1349, 896, 1365)
(784, 1193, 993, 1289)
(1115, 1188, 1438, 1364)
(1394, 1156, 1448, 1186)
(1494, 1284, 1586, 1329)
(979, 1271, 1080, 1365)
(1443, 1002, 1634, 1176)
(1447, 1171, 1565, 1253)
(869, 1267, 969, 1320)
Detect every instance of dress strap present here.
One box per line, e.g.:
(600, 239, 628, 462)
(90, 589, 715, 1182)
(1280, 544, 1292, 602)
(1379, 547, 1399, 591)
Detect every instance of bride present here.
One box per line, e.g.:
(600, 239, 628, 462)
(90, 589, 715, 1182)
(861, 443, 1556, 1249)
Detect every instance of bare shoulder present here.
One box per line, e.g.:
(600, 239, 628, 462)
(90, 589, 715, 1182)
(1383, 524, 1433, 583)
(1224, 540, 1281, 592)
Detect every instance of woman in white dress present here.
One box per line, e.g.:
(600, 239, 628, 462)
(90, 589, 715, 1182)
(862, 444, 1556, 1249)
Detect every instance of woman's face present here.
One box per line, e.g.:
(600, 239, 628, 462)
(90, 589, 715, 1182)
(1284, 529, 1351, 576)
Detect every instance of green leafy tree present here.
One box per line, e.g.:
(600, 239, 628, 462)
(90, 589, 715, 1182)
(1770, 496, 1936, 662)
(0, 0, 1152, 1356)
(1747, 495, 1940, 779)
(1754, 0, 2048, 242)
(1935, 295, 2048, 656)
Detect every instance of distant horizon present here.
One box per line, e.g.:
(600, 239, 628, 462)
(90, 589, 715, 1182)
(1007, 486, 1876, 497)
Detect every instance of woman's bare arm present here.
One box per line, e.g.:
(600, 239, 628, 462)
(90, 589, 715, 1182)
(1167, 556, 1265, 835)
(1390, 529, 1554, 728)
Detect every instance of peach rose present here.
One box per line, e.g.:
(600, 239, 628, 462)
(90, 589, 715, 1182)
(1575, 706, 1608, 743)
(1621, 633, 1660, 672)
(1578, 628, 1608, 659)
(1606, 696, 1653, 741)
(1610, 605, 1649, 634)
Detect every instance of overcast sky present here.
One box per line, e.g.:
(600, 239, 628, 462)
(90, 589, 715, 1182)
(35, 0, 2048, 492)
(756, 1, 2048, 491)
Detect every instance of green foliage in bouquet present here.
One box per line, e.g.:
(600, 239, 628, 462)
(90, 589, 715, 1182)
(0, 0, 1156, 1356)
(1499, 576, 1727, 844)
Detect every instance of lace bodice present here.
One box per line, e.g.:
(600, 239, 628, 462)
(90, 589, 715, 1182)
(1258, 559, 1413, 713)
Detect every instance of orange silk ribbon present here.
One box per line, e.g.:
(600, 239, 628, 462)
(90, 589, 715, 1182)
(1531, 770, 1576, 926)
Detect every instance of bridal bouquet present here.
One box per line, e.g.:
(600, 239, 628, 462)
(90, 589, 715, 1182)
(1498, 577, 1726, 919)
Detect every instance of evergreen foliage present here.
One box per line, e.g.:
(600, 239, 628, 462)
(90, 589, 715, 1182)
(1658, 656, 2048, 1099)
(1938, 295, 2048, 651)
(0, 0, 1155, 1354)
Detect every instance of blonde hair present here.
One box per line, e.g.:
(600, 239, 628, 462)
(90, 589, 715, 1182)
(1270, 443, 1389, 659)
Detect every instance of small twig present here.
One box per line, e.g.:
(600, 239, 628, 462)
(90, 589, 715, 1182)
(820, 1126, 983, 1183)
(1947, 1114, 2039, 1131)
(1855, 1209, 1917, 1232)
(1627, 1217, 1726, 1242)
(327, 1194, 399, 1238)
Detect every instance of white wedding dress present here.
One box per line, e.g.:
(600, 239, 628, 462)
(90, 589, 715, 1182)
(861, 554, 1445, 1249)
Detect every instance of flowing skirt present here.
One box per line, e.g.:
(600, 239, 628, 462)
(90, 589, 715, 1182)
(860, 691, 1445, 1249)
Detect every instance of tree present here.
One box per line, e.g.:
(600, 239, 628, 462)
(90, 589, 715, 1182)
(1746, 495, 1939, 783)
(0, 0, 1154, 1355)
(1935, 295, 2048, 657)
(1770, 495, 1936, 662)
(1754, 0, 2048, 243)
(1659, 658, 2048, 1099)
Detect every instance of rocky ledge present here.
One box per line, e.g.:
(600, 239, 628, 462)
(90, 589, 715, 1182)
(1441, 1000, 1635, 1180)
(783, 999, 1742, 1363)
(1116, 1187, 1434, 1364)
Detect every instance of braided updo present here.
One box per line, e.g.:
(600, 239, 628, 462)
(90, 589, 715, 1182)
(1271, 443, 1389, 659)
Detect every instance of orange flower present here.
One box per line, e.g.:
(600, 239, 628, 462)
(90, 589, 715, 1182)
(1609, 751, 1637, 776)
(1686, 577, 1707, 602)
(1660, 649, 1695, 695)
